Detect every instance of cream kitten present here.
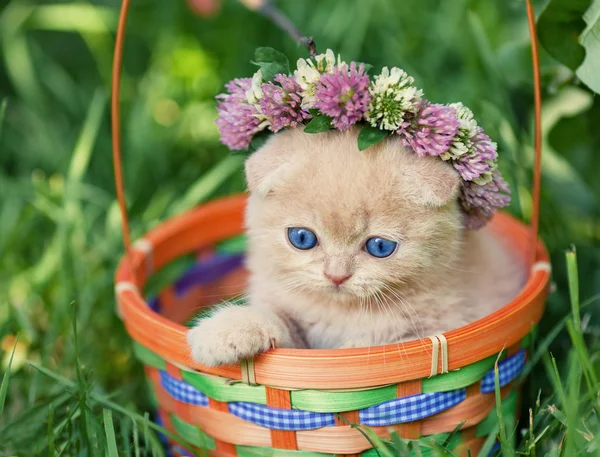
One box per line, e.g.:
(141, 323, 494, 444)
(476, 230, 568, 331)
(187, 128, 525, 366)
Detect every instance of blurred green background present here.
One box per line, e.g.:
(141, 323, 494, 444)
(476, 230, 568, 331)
(0, 0, 599, 455)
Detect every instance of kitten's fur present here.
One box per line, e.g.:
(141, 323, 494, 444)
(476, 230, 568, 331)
(188, 128, 525, 366)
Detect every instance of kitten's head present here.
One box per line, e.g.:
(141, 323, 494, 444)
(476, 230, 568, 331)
(244, 127, 463, 306)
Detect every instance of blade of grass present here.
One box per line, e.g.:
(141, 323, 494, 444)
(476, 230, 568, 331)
(0, 98, 7, 141)
(477, 425, 499, 457)
(47, 404, 55, 457)
(133, 416, 140, 457)
(334, 413, 384, 457)
(493, 350, 515, 457)
(565, 246, 580, 329)
(0, 334, 19, 416)
(103, 409, 119, 457)
(121, 418, 132, 457)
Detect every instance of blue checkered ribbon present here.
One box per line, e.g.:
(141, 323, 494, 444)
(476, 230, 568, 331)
(480, 349, 526, 394)
(359, 389, 467, 426)
(158, 349, 525, 431)
(159, 371, 209, 406)
(228, 402, 336, 430)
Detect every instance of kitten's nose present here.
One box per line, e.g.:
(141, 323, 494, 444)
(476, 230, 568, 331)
(325, 272, 352, 286)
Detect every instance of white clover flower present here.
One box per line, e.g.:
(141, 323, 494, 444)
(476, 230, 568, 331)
(365, 66, 423, 131)
(294, 58, 321, 91)
(441, 135, 470, 161)
(245, 69, 264, 105)
(440, 103, 480, 160)
(313, 49, 345, 72)
(473, 162, 496, 185)
(293, 49, 348, 110)
(449, 102, 478, 137)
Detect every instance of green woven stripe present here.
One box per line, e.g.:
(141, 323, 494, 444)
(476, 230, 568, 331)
(422, 354, 496, 393)
(170, 413, 216, 450)
(181, 370, 267, 404)
(291, 385, 396, 412)
(476, 390, 518, 438)
(133, 342, 166, 370)
(146, 376, 159, 408)
(236, 446, 329, 457)
(216, 235, 247, 254)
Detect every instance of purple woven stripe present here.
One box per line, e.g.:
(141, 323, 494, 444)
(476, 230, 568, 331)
(174, 253, 244, 296)
(148, 297, 161, 312)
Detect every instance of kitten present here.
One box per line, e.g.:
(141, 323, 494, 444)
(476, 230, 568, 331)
(187, 127, 525, 366)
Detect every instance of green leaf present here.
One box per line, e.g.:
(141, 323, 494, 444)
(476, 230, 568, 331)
(304, 114, 332, 133)
(254, 47, 289, 66)
(537, 0, 591, 70)
(248, 130, 272, 153)
(357, 125, 389, 151)
(250, 62, 287, 82)
(251, 47, 290, 81)
(236, 130, 273, 156)
(361, 63, 373, 74)
(576, 0, 600, 94)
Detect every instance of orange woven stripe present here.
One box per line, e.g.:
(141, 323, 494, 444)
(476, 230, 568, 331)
(396, 380, 422, 439)
(265, 387, 298, 450)
(165, 269, 248, 325)
(456, 432, 485, 457)
(163, 286, 209, 324)
(334, 410, 359, 426)
(159, 287, 177, 310)
(165, 361, 183, 381)
(507, 341, 523, 357)
(466, 383, 480, 398)
(334, 412, 361, 457)
(209, 398, 238, 455)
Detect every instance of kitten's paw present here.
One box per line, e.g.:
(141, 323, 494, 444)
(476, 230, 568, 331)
(187, 306, 288, 366)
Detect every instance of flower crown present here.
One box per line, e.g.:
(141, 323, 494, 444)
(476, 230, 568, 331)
(215, 47, 510, 230)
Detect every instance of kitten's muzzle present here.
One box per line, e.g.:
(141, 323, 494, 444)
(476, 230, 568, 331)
(324, 272, 352, 287)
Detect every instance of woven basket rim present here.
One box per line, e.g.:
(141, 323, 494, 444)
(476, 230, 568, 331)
(115, 193, 550, 389)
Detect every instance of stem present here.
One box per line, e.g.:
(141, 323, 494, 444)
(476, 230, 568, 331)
(239, 0, 317, 57)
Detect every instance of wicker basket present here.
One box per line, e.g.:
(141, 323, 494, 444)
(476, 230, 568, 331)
(110, 1, 549, 455)
(114, 194, 550, 456)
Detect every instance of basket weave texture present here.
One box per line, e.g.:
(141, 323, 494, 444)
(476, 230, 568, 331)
(115, 194, 550, 457)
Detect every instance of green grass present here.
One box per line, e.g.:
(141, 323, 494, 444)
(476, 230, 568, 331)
(0, 0, 599, 455)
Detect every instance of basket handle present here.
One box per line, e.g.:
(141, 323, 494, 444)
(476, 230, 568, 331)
(111, 0, 132, 250)
(526, 0, 543, 268)
(111, 0, 543, 266)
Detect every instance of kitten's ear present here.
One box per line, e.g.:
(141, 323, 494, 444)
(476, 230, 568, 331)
(402, 155, 460, 207)
(244, 133, 295, 196)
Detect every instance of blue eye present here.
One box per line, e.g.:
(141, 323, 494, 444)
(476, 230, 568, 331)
(287, 228, 318, 250)
(365, 237, 398, 258)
